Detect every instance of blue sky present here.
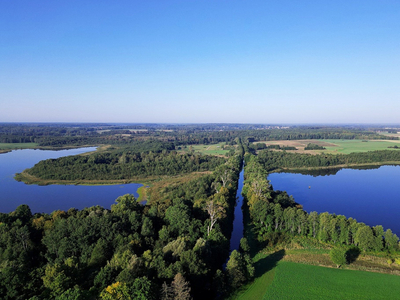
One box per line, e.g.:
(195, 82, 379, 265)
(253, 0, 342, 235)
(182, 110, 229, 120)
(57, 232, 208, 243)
(1, 0, 399, 123)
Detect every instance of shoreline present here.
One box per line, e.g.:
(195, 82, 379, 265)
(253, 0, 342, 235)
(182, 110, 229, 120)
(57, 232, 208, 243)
(15, 171, 149, 186)
(270, 161, 400, 173)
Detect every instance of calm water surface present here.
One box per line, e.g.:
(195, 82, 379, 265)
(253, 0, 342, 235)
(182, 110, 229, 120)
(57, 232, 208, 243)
(268, 166, 400, 236)
(0, 148, 142, 214)
(230, 163, 244, 252)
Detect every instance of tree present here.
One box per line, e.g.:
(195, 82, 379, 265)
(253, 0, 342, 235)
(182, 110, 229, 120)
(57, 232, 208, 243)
(329, 247, 347, 268)
(384, 229, 399, 252)
(354, 225, 375, 251)
(308, 211, 319, 238)
(100, 282, 131, 300)
(10, 204, 32, 224)
(239, 238, 250, 253)
(318, 212, 331, 242)
(111, 194, 140, 216)
(204, 199, 225, 236)
(130, 277, 156, 300)
(274, 204, 283, 231)
(372, 225, 384, 251)
(226, 250, 247, 290)
(42, 264, 72, 298)
(89, 238, 109, 267)
(172, 273, 192, 300)
(161, 282, 174, 300)
(161, 273, 192, 300)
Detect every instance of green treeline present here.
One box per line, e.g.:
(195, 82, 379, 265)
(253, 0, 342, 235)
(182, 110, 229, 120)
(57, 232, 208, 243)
(1, 153, 247, 300)
(1, 123, 398, 147)
(257, 149, 400, 171)
(243, 154, 399, 255)
(250, 143, 297, 151)
(19, 151, 226, 181)
(304, 143, 326, 150)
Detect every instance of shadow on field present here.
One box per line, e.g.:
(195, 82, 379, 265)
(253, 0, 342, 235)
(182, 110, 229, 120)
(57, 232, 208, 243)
(346, 247, 361, 264)
(254, 249, 285, 278)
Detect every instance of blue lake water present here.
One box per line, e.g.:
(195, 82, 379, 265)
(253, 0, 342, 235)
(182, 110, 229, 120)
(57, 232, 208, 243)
(0, 148, 142, 214)
(268, 166, 400, 236)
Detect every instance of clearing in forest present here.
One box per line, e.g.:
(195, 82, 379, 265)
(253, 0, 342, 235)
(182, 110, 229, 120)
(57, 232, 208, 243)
(180, 142, 231, 155)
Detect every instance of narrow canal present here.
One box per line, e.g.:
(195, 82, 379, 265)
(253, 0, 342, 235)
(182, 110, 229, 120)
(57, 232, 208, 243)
(229, 161, 245, 252)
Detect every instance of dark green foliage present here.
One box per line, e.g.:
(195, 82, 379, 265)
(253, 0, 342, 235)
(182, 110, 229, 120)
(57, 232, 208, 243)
(1, 123, 397, 148)
(329, 247, 347, 268)
(304, 143, 326, 150)
(1, 149, 244, 300)
(226, 250, 254, 291)
(257, 149, 400, 171)
(24, 151, 225, 181)
(243, 152, 399, 258)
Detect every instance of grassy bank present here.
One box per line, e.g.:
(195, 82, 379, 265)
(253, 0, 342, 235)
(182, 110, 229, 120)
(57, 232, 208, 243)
(136, 185, 147, 202)
(0, 142, 39, 152)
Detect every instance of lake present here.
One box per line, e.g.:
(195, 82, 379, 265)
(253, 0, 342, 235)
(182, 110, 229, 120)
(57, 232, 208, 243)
(0, 148, 142, 214)
(268, 165, 400, 236)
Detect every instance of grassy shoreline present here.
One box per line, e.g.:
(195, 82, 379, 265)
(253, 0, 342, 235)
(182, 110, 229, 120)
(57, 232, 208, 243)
(14, 170, 151, 186)
(136, 186, 147, 202)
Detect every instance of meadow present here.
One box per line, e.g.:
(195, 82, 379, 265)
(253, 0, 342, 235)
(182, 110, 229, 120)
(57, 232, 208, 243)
(234, 257, 400, 300)
(181, 142, 230, 155)
(255, 139, 400, 155)
(0, 142, 38, 150)
(321, 139, 400, 154)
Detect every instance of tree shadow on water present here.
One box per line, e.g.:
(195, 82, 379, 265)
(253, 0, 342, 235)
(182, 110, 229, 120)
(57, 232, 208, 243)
(254, 249, 285, 278)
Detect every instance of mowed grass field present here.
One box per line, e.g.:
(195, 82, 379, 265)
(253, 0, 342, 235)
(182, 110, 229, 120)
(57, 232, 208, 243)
(182, 143, 230, 155)
(320, 139, 400, 154)
(0, 142, 38, 150)
(235, 258, 400, 300)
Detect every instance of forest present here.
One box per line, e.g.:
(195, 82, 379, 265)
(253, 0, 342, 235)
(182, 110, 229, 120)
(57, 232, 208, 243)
(18, 151, 225, 182)
(255, 149, 400, 171)
(0, 123, 397, 148)
(1, 148, 250, 300)
(243, 154, 399, 254)
(1, 123, 400, 299)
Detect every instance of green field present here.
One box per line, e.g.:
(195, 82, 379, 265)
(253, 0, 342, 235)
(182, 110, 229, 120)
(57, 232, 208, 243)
(235, 256, 400, 300)
(321, 139, 400, 154)
(182, 143, 230, 155)
(0, 143, 38, 151)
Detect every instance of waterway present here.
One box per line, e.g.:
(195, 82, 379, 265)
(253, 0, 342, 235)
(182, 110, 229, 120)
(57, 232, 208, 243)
(268, 165, 400, 236)
(0, 148, 142, 214)
(230, 162, 245, 252)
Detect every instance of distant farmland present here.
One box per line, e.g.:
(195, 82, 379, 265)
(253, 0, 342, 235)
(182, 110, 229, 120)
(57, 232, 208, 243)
(321, 139, 400, 154)
(254, 139, 400, 155)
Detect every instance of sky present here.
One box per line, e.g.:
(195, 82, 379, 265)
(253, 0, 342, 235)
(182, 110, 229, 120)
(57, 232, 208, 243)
(1, 0, 399, 124)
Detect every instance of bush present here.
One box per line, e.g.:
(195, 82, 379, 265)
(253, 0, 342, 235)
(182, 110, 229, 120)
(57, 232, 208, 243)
(329, 247, 347, 268)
